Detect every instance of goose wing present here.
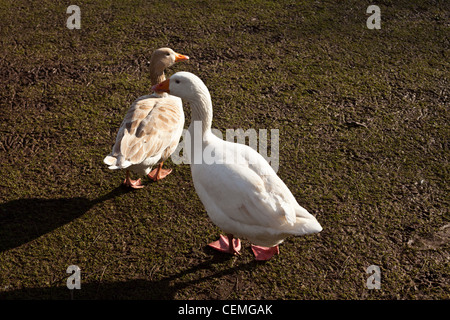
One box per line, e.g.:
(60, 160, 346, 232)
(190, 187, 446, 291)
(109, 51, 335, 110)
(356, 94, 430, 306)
(104, 95, 184, 168)
(193, 142, 300, 229)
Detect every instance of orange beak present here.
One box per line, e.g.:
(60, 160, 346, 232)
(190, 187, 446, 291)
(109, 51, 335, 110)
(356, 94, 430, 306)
(152, 79, 170, 93)
(174, 52, 189, 62)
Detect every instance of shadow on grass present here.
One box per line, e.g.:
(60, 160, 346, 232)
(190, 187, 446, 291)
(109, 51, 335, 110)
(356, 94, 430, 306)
(0, 254, 260, 299)
(0, 186, 133, 252)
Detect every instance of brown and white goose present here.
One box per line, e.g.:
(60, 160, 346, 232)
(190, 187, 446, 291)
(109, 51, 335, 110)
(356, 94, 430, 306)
(104, 48, 189, 188)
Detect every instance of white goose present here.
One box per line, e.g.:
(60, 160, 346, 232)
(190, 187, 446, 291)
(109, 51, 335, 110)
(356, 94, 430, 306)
(104, 48, 189, 188)
(152, 72, 322, 260)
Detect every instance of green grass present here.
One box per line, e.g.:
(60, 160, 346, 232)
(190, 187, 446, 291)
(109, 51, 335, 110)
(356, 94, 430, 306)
(0, 0, 448, 299)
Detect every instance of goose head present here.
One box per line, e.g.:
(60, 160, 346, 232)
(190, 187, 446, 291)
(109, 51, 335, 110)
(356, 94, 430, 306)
(149, 48, 189, 86)
(151, 71, 205, 102)
(150, 48, 189, 72)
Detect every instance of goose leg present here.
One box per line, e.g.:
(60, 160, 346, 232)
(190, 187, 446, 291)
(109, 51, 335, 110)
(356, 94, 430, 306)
(148, 162, 172, 181)
(208, 234, 241, 256)
(123, 170, 144, 189)
(251, 245, 280, 261)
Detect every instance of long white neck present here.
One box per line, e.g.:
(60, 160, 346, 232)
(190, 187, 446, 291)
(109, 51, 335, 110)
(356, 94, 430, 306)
(188, 83, 213, 135)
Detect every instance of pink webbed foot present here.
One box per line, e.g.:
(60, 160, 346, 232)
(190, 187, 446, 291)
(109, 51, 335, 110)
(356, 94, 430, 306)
(122, 178, 144, 189)
(251, 245, 280, 261)
(208, 234, 241, 256)
(148, 167, 172, 181)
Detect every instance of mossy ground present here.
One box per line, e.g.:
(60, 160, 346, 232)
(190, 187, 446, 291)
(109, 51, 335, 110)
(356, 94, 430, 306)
(0, 0, 448, 299)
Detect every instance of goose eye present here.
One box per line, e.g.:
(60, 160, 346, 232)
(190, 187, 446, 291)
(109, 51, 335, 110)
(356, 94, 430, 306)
(175, 80, 180, 84)
(166, 53, 170, 56)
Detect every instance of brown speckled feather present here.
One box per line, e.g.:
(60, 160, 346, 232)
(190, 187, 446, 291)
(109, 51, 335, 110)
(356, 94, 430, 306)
(108, 93, 184, 168)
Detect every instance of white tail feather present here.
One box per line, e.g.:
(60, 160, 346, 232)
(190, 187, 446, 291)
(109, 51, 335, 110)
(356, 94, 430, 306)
(103, 155, 117, 166)
(103, 155, 132, 170)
